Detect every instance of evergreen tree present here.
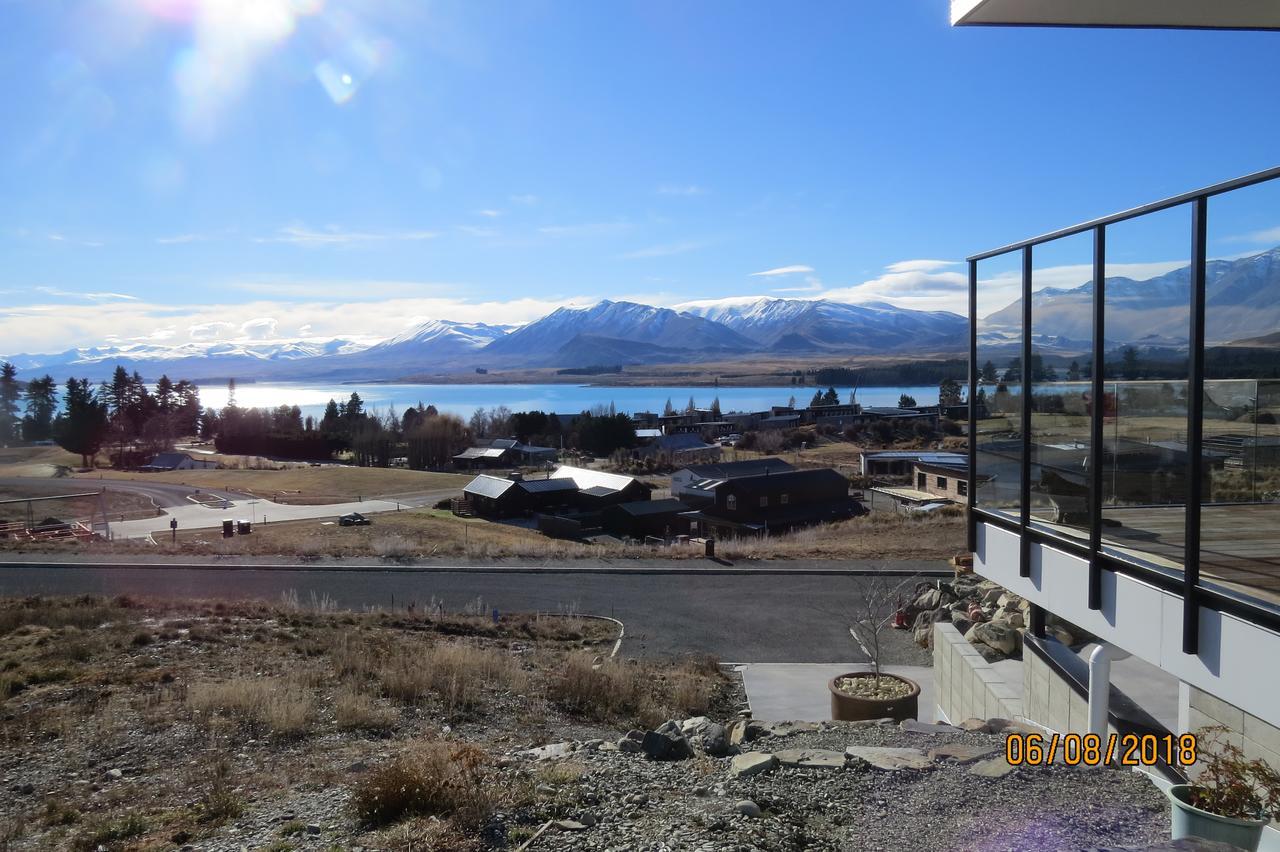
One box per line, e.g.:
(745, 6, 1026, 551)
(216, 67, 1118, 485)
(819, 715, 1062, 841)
(0, 362, 20, 443)
(821, 386, 839, 405)
(155, 375, 175, 412)
(980, 360, 997, 383)
(809, 390, 823, 408)
(1067, 360, 1081, 381)
(663, 398, 675, 416)
(939, 377, 963, 407)
(787, 395, 796, 409)
(21, 375, 58, 442)
(226, 377, 238, 409)
(1121, 346, 1140, 380)
(54, 378, 109, 467)
(898, 393, 917, 408)
(685, 396, 696, 414)
(710, 397, 721, 420)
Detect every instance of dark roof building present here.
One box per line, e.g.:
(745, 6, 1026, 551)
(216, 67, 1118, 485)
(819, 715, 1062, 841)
(680, 467, 861, 537)
(602, 498, 691, 540)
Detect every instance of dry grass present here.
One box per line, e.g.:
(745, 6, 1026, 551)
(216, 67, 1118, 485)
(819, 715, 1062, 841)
(352, 742, 495, 830)
(334, 685, 399, 731)
(187, 676, 315, 737)
(547, 654, 719, 728)
(71, 467, 470, 503)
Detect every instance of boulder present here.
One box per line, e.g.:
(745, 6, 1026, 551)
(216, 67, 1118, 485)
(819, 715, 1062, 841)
(956, 718, 991, 733)
(680, 716, 713, 736)
(913, 624, 933, 649)
(523, 742, 576, 761)
(642, 723, 693, 761)
(734, 800, 762, 818)
(695, 723, 730, 757)
(974, 642, 1006, 663)
(969, 756, 1017, 778)
(973, 621, 1019, 655)
(727, 719, 769, 745)
(951, 615, 973, 635)
(1047, 624, 1075, 646)
(930, 606, 953, 624)
(915, 588, 942, 611)
(982, 587, 1004, 606)
(729, 752, 778, 778)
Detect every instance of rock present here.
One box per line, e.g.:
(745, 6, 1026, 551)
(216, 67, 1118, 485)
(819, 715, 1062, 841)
(956, 718, 992, 733)
(536, 784, 557, 796)
(577, 813, 598, 827)
(734, 800, 762, 818)
(624, 792, 649, 805)
(773, 749, 847, 770)
(642, 726, 693, 761)
(974, 642, 1006, 663)
(973, 621, 1019, 655)
(523, 742, 576, 761)
(697, 723, 729, 757)
(911, 609, 934, 632)
(970, 756, 1017, 778)
(17, 782, 34, 795)
(845, 746, 933, 771)
(727, 719, 768, 745)
(927, 743, 1001, 764)
(680, 716, 712, 735)
(901, 719, 963, 735)
(104, 768, 123, 780)
(617, 736, 643, 754)
(915, 588, 942, 611)
(930, 606, 953, 624)
(554, 820, 588, 831)
(952, 615, 973, 635)
(729, 752, 778, 778)
(761, 721, 819, 738)
(913, 624, 933, 648)
(305, 824, 321, 836)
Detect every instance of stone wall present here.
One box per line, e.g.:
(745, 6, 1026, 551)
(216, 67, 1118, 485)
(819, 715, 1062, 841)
(1187, 686, 1280, 774)
(933, 622, 1024, 723)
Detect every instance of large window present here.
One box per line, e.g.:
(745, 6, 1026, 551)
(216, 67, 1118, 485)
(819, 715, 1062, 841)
(974, 250, 1025, 518)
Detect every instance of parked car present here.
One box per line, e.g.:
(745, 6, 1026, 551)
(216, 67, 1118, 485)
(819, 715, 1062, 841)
(338, 512, 371, 526)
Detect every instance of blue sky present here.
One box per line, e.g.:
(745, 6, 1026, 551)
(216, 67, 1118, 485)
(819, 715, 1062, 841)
(2, 0, 1279, 353)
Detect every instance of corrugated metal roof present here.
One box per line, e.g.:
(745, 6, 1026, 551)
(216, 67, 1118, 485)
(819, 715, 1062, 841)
(864, 451, 965, 464)
(580, 485, 618, 498)
(519, 478, 578, 494)
(682, 458, 794, 479)
(612, 499, 689, 517)
(549, 465, 635, 493)
(464, 475, 517, 499)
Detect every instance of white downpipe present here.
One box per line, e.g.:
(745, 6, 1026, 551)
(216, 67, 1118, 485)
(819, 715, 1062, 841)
(1087, 642, 1131, 737)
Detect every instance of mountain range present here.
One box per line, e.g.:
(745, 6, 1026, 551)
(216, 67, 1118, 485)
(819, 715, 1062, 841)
(5, 246, 1277, 382)
(2, 297, 968, 382)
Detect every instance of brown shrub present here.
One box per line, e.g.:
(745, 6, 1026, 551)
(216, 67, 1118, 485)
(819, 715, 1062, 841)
(334, 685, 399, 731)
(376, 642, 526, 716)
(351, 742, 493, 829)
(188, 677, 313, 737)
(547, 654, 720, 727)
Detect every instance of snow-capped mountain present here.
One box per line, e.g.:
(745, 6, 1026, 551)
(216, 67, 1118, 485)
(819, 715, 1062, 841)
(479, 300, 755, 365)
(982, 247, 1280, 347)
(678, 297, 967, 352)
(371, 319, 511, 351)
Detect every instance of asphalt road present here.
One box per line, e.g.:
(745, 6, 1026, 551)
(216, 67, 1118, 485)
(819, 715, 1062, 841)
(0, 565, 933, 665)
(0, 476, 240, 509)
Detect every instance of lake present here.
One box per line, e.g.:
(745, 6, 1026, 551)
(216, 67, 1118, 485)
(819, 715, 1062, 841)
(196, 382, 942, 421)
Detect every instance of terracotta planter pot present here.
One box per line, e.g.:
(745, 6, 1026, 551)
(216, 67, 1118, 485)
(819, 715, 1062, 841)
(828, 672, 920, 722)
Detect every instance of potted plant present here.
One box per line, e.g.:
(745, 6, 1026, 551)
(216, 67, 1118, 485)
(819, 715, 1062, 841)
(829, 572, 921, 722)
(1167, 726, 1280, 851)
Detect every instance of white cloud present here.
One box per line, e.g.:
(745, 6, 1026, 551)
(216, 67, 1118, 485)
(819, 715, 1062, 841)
(885, 259, 958, 274)
(188, 321, 236, 341)
(229, 278, 452, 300)
(34, 286, 139, 302)
(239, 317, 278, 339)
(1226, 225, 1280, 245)
(657, 184, 705, 196)
(620, 240, 706, 260)
(476, 209, 502, 218)
(749, 264, 814, 277)
(457, 225, 499, 238)
(255, 225, 439, 246)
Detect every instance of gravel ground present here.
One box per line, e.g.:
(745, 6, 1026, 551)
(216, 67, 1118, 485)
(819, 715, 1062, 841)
(496, 720, 1171, 852)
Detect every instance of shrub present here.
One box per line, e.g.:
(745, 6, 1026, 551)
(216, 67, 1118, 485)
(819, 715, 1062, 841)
(547, 654, 718, 727)
(372, 534, 416, 560)
(351, 742, 493, 829)
(72, 812, 149, 851)
(377, 642, 526, 715)
(188, 677, 314, 737)
(334, 685, 399, 731)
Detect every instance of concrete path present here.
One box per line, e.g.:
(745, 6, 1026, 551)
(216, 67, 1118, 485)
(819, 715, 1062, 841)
(108, 497, 403, 539)
(740, 663, 936, 723)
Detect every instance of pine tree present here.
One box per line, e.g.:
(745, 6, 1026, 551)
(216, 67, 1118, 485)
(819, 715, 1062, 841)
(821, 386, 839, 406)
(0, 362, 20, 444)
(710, 397, 721, 420)
(809, 390, 823, 408)
(54, 378, 109, 467)
(685, 396, 696, 414)
(22, 375, 58, 442)
(898, 393, 917, 408)
(663, 398, 675, 416)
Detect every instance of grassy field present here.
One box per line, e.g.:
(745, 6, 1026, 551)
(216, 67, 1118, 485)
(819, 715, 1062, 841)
(0, 594, 727, 849)
(71, 467, 472, 503)
(0, 503, 966, 562)
(0, 488, 160, 527)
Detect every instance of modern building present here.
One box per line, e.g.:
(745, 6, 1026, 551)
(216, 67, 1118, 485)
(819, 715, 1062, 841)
(670, 457, 794, 499)
(601, 498, 692, 540)
(680, 467, 860, 538)
(962, 167, 1280, 790)
(860, 450, 966, 478)
(452, 438, 558, 470)
(141, 452, 219, 471)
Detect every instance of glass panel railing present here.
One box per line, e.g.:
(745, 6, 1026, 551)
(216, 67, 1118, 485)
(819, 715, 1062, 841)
(1098, 205, 1192, 571)
(974, 250, 1024, 518)
(1201, 183, 1280, 608)
(1027, 232, 1094, 541)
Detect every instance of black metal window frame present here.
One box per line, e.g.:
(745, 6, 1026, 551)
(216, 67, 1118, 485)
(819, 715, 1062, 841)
(966, 165, 1280, 650)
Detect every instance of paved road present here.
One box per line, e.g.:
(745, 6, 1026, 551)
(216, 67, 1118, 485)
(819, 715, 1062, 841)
(0, 565, 933, 664)
(0, 476, 240, 509)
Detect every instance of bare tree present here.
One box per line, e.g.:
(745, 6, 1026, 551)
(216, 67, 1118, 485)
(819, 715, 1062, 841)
(847, 571, 920, 683)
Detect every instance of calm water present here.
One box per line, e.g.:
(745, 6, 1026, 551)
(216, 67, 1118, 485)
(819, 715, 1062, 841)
(197, 382, 941, 421)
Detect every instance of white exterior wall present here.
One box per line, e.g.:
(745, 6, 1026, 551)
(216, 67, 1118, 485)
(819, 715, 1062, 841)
(974, 520, 1280, 730)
